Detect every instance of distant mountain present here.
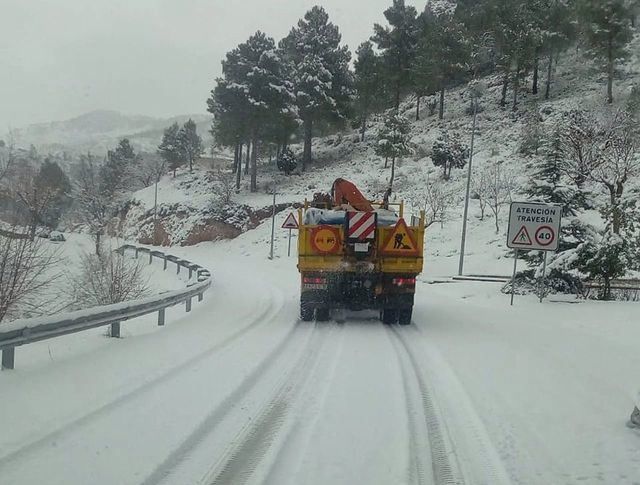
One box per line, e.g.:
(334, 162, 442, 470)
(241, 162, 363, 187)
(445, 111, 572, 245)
(6, 110, 213, 156)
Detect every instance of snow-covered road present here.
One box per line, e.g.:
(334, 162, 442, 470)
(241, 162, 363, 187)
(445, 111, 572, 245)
(1, 218, 639, 485)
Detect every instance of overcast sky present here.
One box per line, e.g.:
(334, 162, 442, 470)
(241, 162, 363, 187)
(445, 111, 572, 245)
(1, 0, 419, 131)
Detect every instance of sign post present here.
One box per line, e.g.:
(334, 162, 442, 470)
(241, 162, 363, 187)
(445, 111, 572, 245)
(269, 190, 276, 260)
(281, 212, 299, 257)
(507, 202, 562, 305)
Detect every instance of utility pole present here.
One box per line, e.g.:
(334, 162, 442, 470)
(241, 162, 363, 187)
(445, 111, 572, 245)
(153, 176, 159, 245)
(458, 88, 479, 276)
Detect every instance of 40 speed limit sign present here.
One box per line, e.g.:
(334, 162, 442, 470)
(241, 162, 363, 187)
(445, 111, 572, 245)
(507, 202, 562, 252)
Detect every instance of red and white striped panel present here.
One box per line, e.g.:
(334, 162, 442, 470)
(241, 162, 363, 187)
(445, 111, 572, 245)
(347, 212, 376, 241)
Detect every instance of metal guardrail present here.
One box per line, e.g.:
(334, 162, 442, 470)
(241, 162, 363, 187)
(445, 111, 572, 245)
(0, 244, 212, 370)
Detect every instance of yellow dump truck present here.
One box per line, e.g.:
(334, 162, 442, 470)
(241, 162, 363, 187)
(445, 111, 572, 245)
(297, 179, 425, 325)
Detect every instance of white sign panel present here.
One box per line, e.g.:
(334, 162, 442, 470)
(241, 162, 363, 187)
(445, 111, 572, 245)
(507, 202, 562, 252)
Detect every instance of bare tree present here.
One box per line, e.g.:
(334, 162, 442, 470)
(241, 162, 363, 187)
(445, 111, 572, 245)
(70, 249, 149, 308)
(13, 164, 60, 240)
(587, 110, 640, 234)
(559, 111, 602, 189)
(420, 176, 456, 228)
(0, 132, 16, 183)
(471, 168, 489, 221)
(0, 231, 61, 323)
(136, 155, 166, 188)
(484, 162, 516, 233)
(213, 168, 235, 205)
(73, 153, 115, 255)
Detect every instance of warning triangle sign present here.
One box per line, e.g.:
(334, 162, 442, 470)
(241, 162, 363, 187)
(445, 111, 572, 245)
(511, 226, 532, 246)
(281, 212, 299, 229)
(380, 219, 420, 256)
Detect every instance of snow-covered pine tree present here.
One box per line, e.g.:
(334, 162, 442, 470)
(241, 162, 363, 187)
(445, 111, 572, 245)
(431, 131, 469, 180)
(523, 127, 587, 269)
(372, 0, 419, 113)
(519, 109, 545, 156)
(354, 41, 384, 139)
(158, 123, 183, 177)
(101, 138, 137, 194)
(577, 0, 634, 104)
(538, 0, 577, 99)
(414, 7, 470, 120)
(177, 119, 202, 174)
(375, 113, 412, 190)
(277, 148, 297, 176)
(280, 7, 352, 171)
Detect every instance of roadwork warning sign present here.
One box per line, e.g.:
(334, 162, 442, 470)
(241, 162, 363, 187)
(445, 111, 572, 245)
(507, 202, 562, 251)
(380, 219, 420, 256)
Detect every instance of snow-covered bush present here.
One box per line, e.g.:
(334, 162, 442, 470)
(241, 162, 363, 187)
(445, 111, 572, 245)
(70, 250, 149, 308)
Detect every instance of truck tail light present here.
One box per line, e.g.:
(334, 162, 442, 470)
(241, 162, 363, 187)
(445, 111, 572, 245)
(303, 276, 328, 289)
(392, 277, 416, 287)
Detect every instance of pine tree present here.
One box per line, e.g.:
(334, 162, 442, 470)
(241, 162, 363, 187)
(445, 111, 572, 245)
(527, 128, 576, 213)
(209, 31, 297, 189)
(101, 138, 137, 194)
(539, 0, 577, 99)
(158, 123, 183, 177)
(375, 113, 412, 190)
(372, 0, 419, 112)
(414, 8, 470, 120)
(280, 7, 352, 171)
(354, 41, 384, 139)
(577, 0, 634, 104)
(178, 119, 202, 173)
(35, 159, 71, 228)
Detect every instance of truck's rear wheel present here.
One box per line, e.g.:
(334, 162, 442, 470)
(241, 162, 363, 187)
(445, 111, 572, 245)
(382, 308, 398, 325)
(300, 302, 314, 322)
(315, 308, 330, 322)
(398, 308, 413, 326)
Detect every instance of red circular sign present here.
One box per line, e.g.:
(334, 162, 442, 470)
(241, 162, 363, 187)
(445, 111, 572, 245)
(535, 225, 555, 247)
(310, 225, 341, 254)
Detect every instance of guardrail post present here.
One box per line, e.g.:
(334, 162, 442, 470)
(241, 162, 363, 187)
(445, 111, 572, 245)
(198, 293, 203, 302)
(158, 308, 165, 326)
(135, 248, 139, 259)
(163, 256, 167, 270)
(185, 298, 192, 312)
(110, 322, 121, 338)
(189, 267, 193, 279)
(1, 347, 15, 370)
(149, 252, 153, 264)
(177, 263, 181, 275)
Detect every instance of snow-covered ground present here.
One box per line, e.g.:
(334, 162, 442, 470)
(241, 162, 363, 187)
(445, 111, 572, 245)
(1, 211, 639, 485)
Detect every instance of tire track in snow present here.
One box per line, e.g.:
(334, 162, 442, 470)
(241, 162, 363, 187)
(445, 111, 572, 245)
(0, 286, 284, 469)
(395, 324, 512, 485)
(386, 325, 434, 485)
(388, 324, 463, 485)
(203, 323, 338, 485)
(141, 321, 332, 485)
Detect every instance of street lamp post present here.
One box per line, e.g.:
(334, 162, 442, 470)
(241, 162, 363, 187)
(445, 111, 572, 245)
(458, 89, 480, 276)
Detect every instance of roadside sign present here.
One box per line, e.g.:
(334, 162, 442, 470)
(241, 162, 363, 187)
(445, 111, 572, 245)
(281, 212, 299, 230)
(310, 225, 341, 254)
(507, 202, 561, 252)
(380, 219, 420, 256)
(507, 201, 562, 306)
